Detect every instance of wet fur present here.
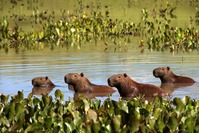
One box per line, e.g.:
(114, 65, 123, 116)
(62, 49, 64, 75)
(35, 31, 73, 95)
(153, 66, 195, 84)
(32, 76, 55, 87)
(64, 73, 115, 93)
(108, 73, 165, 97)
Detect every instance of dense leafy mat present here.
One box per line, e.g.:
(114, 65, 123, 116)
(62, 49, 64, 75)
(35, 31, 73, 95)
(0, 90, 199, 132)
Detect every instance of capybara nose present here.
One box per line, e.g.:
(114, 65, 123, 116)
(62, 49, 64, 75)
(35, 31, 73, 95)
(32, 79, 35, 86)
(107, 78, 111, 85)
(153, 70, 156, 76)
(64, 76, 67, 83)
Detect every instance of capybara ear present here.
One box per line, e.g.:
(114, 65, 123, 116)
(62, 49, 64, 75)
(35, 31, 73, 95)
(45, 76, 48, 80)
(80, 73, 84, 77)
(167, 66, 170, 70)
(124, 73, 127, 77)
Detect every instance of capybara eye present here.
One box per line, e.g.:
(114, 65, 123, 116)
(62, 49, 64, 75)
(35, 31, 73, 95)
(80, 73, 84, 77)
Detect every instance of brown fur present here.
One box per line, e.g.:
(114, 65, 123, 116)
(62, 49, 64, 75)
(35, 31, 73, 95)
(153, 66, 195, 84)
(107, 73, 166, 98)
(64, 73, 115, 93)
(32, 76, 55, 87)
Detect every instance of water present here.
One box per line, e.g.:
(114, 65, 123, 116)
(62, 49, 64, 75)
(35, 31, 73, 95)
(1, 44, 199, 101)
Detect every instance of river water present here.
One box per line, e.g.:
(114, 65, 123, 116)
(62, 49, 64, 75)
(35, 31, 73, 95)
(0, 44, 199, 101)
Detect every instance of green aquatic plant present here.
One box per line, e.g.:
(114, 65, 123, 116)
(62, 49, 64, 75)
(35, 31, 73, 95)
(0, 90, 199, 132)
(0, 0, 198, 53)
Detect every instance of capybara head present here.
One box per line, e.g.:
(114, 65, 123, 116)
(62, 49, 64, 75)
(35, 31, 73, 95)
(108, 73, 129, 87)
(64, 73, 88, 85)
(153, 66, 171, 78)
(32, 76, 55, 87)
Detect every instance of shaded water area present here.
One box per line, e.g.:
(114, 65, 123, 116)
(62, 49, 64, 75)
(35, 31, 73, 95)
(1, 44, 199, 101)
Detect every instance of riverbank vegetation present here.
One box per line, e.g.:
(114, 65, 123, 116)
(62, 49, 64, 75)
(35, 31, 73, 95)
(0, 0, 198, 53)
(0, 90, 199, 132)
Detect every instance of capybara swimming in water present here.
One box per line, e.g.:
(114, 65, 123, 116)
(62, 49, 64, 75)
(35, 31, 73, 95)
(64, 73, 115, 93)
(32, 76, 55, 87)
(108, 73, 166, 98)
(153, 66, 195, 84)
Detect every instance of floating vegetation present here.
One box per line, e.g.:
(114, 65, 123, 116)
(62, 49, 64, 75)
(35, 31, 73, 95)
(0, 0, 198, 53)
(0, 90, 199, 132)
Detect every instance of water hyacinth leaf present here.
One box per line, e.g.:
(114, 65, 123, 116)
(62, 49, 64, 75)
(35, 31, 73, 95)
(155, 115, 165, 132)
(15, 113, 25, 125)
(129, 117, 140, 132)
(8, 103, 15, 118)
(37, 116, 44, 123)
(92, 121, 101, 133)
(153, 108, 162, 119)
(25, 125, 34, 133)
(85, 124, 92, 133)
(148, 117, 156, 129)
(87, 109, 97, 122)
(105, 124, 112, 132)
(118, 100, 128, 113)
(167, 113, 178, 132)
(1, 117, 10, 127)
(182, 96, 191, 105)
(65, 122, 73, 132)
(102, 99, 115, 116)
(0, 94, 10, 104)
(55, 89, 63, 100)
(55, 28, 60, 36)
(91, 100, 101, 110)
(112, 115, 121, 132)
(42, 95, 52, 106)
(15, 103, 24, 114)
(28, 93, 33, 100)
(185, 117, 196, 131)
(17, 91, 24, 101)
(66, 99, 75, 113)
(71, 110, 81, 123)
(83, 99, 90, 112)
(44, 117, 53, 128)
(173, 97, 184, 112)
(33, 97, 40, 106)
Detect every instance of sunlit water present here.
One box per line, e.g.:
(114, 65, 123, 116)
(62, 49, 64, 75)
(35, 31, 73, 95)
(0, 44, 199, 101)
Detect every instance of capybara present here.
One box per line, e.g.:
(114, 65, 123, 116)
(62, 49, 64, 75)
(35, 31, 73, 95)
(153, 66, 195, 84)
(32, 76, 55, 87)
(64, 73, 115, 93)
(107, 73, 166, 98)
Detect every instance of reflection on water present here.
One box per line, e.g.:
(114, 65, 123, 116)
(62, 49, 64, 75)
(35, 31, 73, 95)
(32, 86, 54, 96)
(0, 44, 199, 101)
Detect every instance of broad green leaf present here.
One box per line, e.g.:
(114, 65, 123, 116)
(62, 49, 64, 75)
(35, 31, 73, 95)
(167, 113, 178, 132)
(112, 115, 121, 132)
(92, 121, 101, 133)
(83, 99, 90, 112)
(24, 125, 33, 133)
(153, 108, 162, 119)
